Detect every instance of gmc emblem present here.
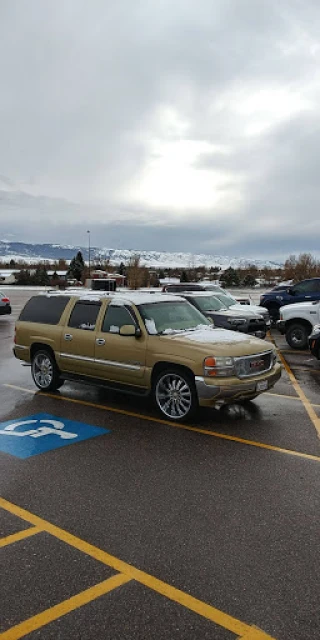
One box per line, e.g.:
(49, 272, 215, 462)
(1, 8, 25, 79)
(250, 359, 264, 369)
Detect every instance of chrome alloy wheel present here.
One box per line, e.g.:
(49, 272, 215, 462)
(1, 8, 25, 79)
(155, 372, 193, 420)
(32, 352, 54, 389)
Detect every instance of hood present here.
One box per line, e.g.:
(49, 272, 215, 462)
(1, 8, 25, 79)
(160, 326, 273, 356)
(225, 303, 265, 318)
(282, 300, 320, 314)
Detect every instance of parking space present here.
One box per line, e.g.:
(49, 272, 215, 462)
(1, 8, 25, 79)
(1, 290, 320, 640)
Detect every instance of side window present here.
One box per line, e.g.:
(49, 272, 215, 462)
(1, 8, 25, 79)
(308, 280, 320, 292)
(102, 305, 136, 334)
(292, 281, 311, 294)
(19, 296, 70, 324)
(68, 301, 101, 330)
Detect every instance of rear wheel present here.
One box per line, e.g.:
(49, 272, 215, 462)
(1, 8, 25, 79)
(31, 349, 64, 391)
(286, 323, 309, 350)
(153, 368, 198, 421)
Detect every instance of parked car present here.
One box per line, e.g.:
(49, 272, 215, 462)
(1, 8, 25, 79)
(277, 300, 320, 349)
(308, 325, 320, 359)
(0, 292, 11, 315)
(13, 291, 281, 422)
(171, 292, 267, 338)
(260, 278, 320, 323)
(209, 291, 271, 329)
(161, 282, 251, 304)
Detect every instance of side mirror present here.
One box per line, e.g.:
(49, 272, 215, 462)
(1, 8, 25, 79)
(119, 324, 141, 337)
(287, 288, 294, 295)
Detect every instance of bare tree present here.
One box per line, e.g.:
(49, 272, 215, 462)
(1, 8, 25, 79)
(126, 254, 144, 289)
(283, 253, 320, 282)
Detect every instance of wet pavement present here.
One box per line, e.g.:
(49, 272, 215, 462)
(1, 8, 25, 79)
(0, 289, 320, 640)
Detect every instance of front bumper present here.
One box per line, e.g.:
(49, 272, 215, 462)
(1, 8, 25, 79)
(195, 362, 282, 406)
(0, 304, 11, 315)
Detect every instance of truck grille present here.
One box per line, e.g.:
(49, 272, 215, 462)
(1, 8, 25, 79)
(247, 318, 265, 332)
(234, 351, 273, 378)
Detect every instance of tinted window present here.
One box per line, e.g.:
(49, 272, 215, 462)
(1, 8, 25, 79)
(308, 279, 320, 292)
(19, 295, 70, 324)
(166, 284, 204, 292)
(68, 301, 101, 330)
(292, 281, 313, 294)
(102, 305, 136, 333)
(188, 295, 225, 312)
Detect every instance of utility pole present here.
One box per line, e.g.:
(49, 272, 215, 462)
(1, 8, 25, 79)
(87, 230, 91, 277)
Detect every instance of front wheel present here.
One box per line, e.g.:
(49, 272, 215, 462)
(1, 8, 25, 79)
(153, 369, 198, 421)
(31, 349, 64, 391)
(286, 323, 309, 350)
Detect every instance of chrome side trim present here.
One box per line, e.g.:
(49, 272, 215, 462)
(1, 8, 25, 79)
(60, 352, 95, 363)
(14, 344, 29, 350)
(95, 358, 141, 371)
(60, 352, 141, 371)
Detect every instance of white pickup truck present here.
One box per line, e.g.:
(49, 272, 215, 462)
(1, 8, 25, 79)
(277, 300, 320, 349)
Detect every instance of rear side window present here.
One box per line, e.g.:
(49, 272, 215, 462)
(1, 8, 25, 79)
(68, 301, 101, 330)
(19, 296, 70, 324)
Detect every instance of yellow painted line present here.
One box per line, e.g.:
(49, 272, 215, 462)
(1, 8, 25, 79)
(266, 392, 299, 400)
(0, 526, 42, 548)
(0, 573, 131, 640)
(3, 385, 320, 462)
(266, 391, 320, 407)
(269, 343, 320, 439)
(0, 498, 276, 639)
(287, 365, 320, 373)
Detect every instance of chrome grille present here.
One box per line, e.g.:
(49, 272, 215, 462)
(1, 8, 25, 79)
(234, 351, 273, 378)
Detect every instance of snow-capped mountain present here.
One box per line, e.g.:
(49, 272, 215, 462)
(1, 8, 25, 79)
(0, 240, 282, 269)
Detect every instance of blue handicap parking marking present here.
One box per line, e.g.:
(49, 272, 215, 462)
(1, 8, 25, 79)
(0, 413, 110, 458)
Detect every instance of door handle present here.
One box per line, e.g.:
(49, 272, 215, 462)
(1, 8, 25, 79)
(64, 334, 73, 341)
(96, 338, 106, 346)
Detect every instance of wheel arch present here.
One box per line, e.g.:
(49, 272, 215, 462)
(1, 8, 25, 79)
(30, 342, 58, 365)
(285, 318, 313, 332)
(151, 361, 196, 387)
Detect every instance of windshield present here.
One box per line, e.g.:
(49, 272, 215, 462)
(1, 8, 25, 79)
(214, 293, 237, 308)
(138, 300, 211, 334)
(189, 295, 225, 312)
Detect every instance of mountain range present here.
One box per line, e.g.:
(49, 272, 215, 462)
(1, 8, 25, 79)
(0, 240, 282, 270)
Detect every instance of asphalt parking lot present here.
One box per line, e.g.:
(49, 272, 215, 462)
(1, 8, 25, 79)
(1, 289, 319, 640)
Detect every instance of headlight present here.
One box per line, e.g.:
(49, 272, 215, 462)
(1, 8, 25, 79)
(204, 356, 235, 377)
(227, 317, 246, 325)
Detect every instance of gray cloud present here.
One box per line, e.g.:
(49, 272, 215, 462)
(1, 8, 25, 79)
(1, 0, 320, 261)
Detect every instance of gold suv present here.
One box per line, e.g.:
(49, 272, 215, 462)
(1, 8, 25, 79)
(14, 290, 281, 422)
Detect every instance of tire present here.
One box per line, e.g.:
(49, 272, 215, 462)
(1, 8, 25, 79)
(153, 368, 198, 421)
(286, 323, 309, 350)
(31, 349, 64, 391)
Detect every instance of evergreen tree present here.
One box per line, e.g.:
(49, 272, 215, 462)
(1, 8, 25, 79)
(67, 251, 85, 281)
(180, 270, 189, 283)
(220, 267, 241, 287)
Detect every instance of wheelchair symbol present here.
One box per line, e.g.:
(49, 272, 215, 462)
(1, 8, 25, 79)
(0, 418, 78, 439)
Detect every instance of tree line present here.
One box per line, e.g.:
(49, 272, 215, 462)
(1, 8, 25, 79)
(1, 252, 319, 288)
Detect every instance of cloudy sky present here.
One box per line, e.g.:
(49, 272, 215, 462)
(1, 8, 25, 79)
(1, 0, 320, 262)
